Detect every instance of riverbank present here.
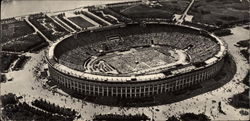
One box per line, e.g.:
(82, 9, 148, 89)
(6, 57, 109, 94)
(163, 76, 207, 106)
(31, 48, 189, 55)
(1, 0, 137, 19)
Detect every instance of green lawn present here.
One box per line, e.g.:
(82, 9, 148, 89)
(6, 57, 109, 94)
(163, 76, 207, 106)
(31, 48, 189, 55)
(110, 0, 189, 19)
(188, 0, 250, 25)
(68, 16, 95, 28)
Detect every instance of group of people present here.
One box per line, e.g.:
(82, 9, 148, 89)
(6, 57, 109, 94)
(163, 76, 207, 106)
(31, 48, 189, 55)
(57, 24, 219, 71)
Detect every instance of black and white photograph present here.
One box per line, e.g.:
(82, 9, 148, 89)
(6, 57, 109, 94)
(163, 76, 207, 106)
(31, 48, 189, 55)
(1, 0, 249, 120)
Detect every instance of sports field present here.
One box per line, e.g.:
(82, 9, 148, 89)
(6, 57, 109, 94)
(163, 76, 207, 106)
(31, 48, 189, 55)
(68, 16, 94, 28)
(103, 47, 179, 74)
(2, 21, 34, 43)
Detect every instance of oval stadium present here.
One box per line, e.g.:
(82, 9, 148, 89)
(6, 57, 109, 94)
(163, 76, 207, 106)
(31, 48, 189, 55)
(46, 23, 227, 99)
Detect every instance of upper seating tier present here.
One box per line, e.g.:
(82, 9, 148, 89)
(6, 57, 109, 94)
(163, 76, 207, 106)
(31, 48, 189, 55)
(54, 24, 220, 70)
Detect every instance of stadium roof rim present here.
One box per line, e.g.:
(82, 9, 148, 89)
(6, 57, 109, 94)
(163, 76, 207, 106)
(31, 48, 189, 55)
(46, 22, 227, 83)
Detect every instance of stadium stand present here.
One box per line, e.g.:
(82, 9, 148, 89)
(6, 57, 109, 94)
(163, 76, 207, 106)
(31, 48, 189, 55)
(54, 24, 220, 72)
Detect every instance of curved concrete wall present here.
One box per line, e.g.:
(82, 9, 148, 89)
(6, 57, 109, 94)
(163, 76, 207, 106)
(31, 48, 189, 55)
(48, 58, 224, 98)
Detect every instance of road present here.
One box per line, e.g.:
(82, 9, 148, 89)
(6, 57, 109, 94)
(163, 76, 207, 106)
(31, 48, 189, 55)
(176, 0, 195, 24)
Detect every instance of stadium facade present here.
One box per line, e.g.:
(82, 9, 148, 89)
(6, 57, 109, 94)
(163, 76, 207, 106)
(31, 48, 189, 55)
(46, 22, 227, 98)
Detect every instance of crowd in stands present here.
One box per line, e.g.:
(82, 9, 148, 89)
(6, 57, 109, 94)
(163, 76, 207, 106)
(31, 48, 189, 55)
(59, 47, 91, 71)
(55, 24, 220, 71)
(103, 47, 177, 74)
(83, 57, 118, 74)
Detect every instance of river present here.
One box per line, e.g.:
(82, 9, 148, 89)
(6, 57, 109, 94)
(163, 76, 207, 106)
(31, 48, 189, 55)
(1, 0, 136, 19)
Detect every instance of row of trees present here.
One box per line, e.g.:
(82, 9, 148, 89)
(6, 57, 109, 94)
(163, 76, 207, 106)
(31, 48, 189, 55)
(213, 29, 232, 37)
(1, 53, 18, 72)
(237, 39, 249, 63)
(1, 93, 78, 121)
(0, 93, 18, 107)
(236, 39, 250, 48)
(0, 73, 7, 83)
(94, 114, 149, 121)
(242, 71, 249, 87)
(166, 113, 211, 121)
(31, 99, 78, 119)
(29, 41, 49, 53)
(240, 49, 249, 61)
(13, 56, 30, 71)
(229, 88, 249, 109)
(2, 102, 71, 121)
(2, 33, 46, 52)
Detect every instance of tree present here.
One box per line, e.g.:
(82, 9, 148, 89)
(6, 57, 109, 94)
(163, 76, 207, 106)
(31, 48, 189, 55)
(1, 93, 17, 106)
(166, 116, 179, 121)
